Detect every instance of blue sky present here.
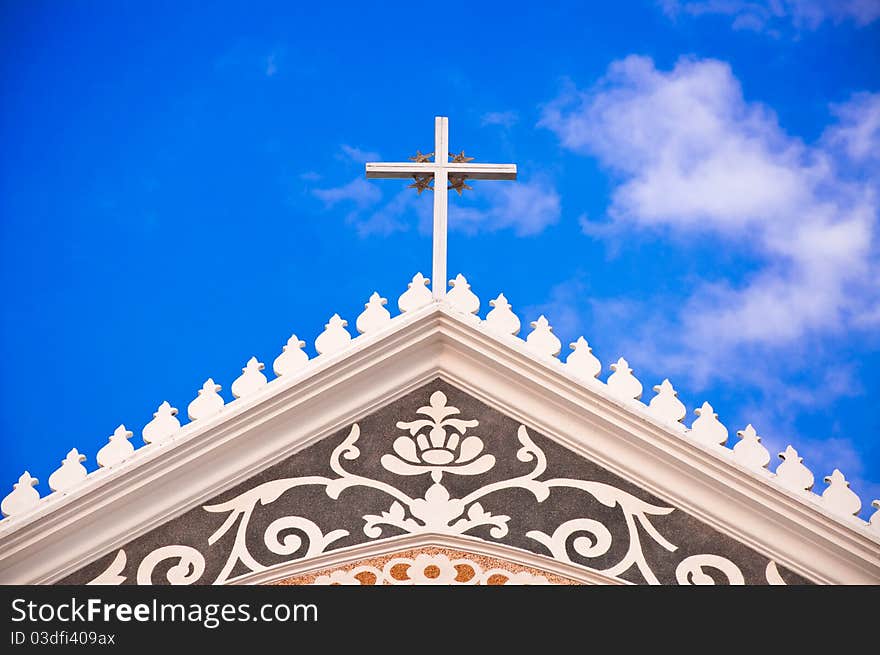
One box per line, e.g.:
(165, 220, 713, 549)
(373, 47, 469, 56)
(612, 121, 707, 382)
(1, 1, 878, 517)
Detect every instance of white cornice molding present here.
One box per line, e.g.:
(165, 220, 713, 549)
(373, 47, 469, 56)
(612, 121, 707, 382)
(228, 532, 627, 586)
(0, 302, 877, 584)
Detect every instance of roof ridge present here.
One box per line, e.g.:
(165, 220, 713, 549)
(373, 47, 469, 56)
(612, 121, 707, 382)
(2, 272, 878, 543)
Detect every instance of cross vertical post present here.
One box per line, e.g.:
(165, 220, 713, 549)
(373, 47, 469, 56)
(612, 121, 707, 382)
(432, 117, 449, 300)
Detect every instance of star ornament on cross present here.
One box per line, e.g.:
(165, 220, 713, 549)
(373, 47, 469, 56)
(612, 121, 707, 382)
(365, 116, 517, 300)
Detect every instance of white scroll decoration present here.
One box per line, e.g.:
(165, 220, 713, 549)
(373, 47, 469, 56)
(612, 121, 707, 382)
(398, 273, 432, 313)
(136, 545, 206, 585)
(690, 402, 728, 447)
(143, 401, 181, 445)
(314, 314, 352, 356)
(263, 516, 348, 558)
(675, 554, 745, 585)
(525, 315, 562, 359)
(97, 425, 135, 468)
(775, 446, 814, 493)
(648, 379, 686, 424)
(447, 274, 480, 316)
(820, 469, 861, 517)
(732, 424, 770, 470)
(88, 550, 127, 585)
(607, 357, 642, 401)
(356, 292, 391, 334)
(48, 449, 88, 492)
(1, 472, 40, 517)
(188, 379, 224, 421)
(231, 357, 268, 399)
(485, 293, 521, 336)
(765, 561, 788, 585)
(273, 334, 309, 377)
(871, 501, 880, 533)
(565, 337, 601, 380)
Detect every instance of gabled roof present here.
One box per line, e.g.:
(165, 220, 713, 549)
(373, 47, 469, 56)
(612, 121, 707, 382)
(0, 272, 878, 583)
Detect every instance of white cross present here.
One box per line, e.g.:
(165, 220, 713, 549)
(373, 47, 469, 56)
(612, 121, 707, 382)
(365, 116, 517, 300)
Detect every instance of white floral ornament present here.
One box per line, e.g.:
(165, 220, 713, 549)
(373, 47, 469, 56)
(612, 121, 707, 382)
(565, 337, 601, 380)
(447, 274, 479, 316)
(732, 424, 770, 470)
(689, 402, 728, 447)
(315, 314, 351, 356)
(356, 292, 391, 334)
(821, 469, 861, 517)
(775, 446, 814, 493)
(525, 315, 561, 358)
(231, 357, 267, 399)
(381, 391, 495, 483)
(398, 273, 432, 313)
(485, 293, 520, 336)
(1, 472, 40, 517)
(188, 379, 224, 421)
(48, 449, 88, 492)
(273, 335, 309, 377)
(648, 379, 686, 424)
(143, 401, 181, 445)
(97, 425, 135, 468)
(607, 357, 642, 401)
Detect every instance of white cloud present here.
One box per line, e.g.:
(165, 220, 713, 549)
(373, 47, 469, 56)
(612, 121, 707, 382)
(540, 56, 879, 358)
(824, 92, 880, 164)
(452, 178, 561, 236)
(481, 111, 519, 128)
(659, 0, 880, 31)
(339, 144, 381, 164)
(312, 177, 381, 209)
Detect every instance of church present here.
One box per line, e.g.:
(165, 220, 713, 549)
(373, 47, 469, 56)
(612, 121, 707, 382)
(1, 118, 878, 586)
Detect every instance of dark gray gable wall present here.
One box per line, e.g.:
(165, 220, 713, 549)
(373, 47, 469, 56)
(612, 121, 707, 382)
(62, 379, 811, 585)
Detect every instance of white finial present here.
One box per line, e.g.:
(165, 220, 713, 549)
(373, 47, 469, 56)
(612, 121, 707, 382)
(356, 292, 391, 334)
(143, 401, 181, 445)
(648, 379, 686, 424)
(273, 334, 309, 377)
(447, 274, 480, 315)
(870, 500, 880, 533)
(315, 314, 352, 355)
(97, 425, 135, 468)
(821, 469, 862, 517)
(231, 357, 268, 399)
(525, 315, 562, 358)
(398, 273, 432, 313)
(1, 472, 40, 517)
(485, 293, 521, 336)
(188, 378, 224, 421)
(689, 402, 728, 446)
(732, 424, 770, 470)
(775, 446, 814, 493)
(48, 448, 88, 492)
(565, 337, 601, 380)
(607, 357, 643, 401)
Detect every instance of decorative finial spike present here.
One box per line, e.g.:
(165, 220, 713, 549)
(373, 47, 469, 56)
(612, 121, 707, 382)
(525, 315, 562, 358)
(187, 378, 225, 421)
(447, 274, 480, 315)
(48, 448, 89, 492)
(97, 425, 135, 468)
(398, 273, 432, 313)
(565, 337, 601, 380)
(273, 334, 309, 377)
(821, 469, 862, 517)
(231, 357, 268, 399)
(356, 292, 391, 334)
(607, 357, 643, 401)
(732, 424, 770, 470)
(775, 445, 814, 493)
(689, 402, 729, 446)
(870, 500, 880, 533)
(485, 293, 521, 336)
(1, 471, 40, 517)
(143, 401, 181, 445)
(648, 379, 686, 424)
(315, 314, 352, 355)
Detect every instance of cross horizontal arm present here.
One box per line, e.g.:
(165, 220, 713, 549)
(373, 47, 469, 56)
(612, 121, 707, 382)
(365, 162, 517, 180)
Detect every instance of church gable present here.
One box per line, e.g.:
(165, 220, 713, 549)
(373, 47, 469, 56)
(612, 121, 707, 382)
(62, 380, 810, 585)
